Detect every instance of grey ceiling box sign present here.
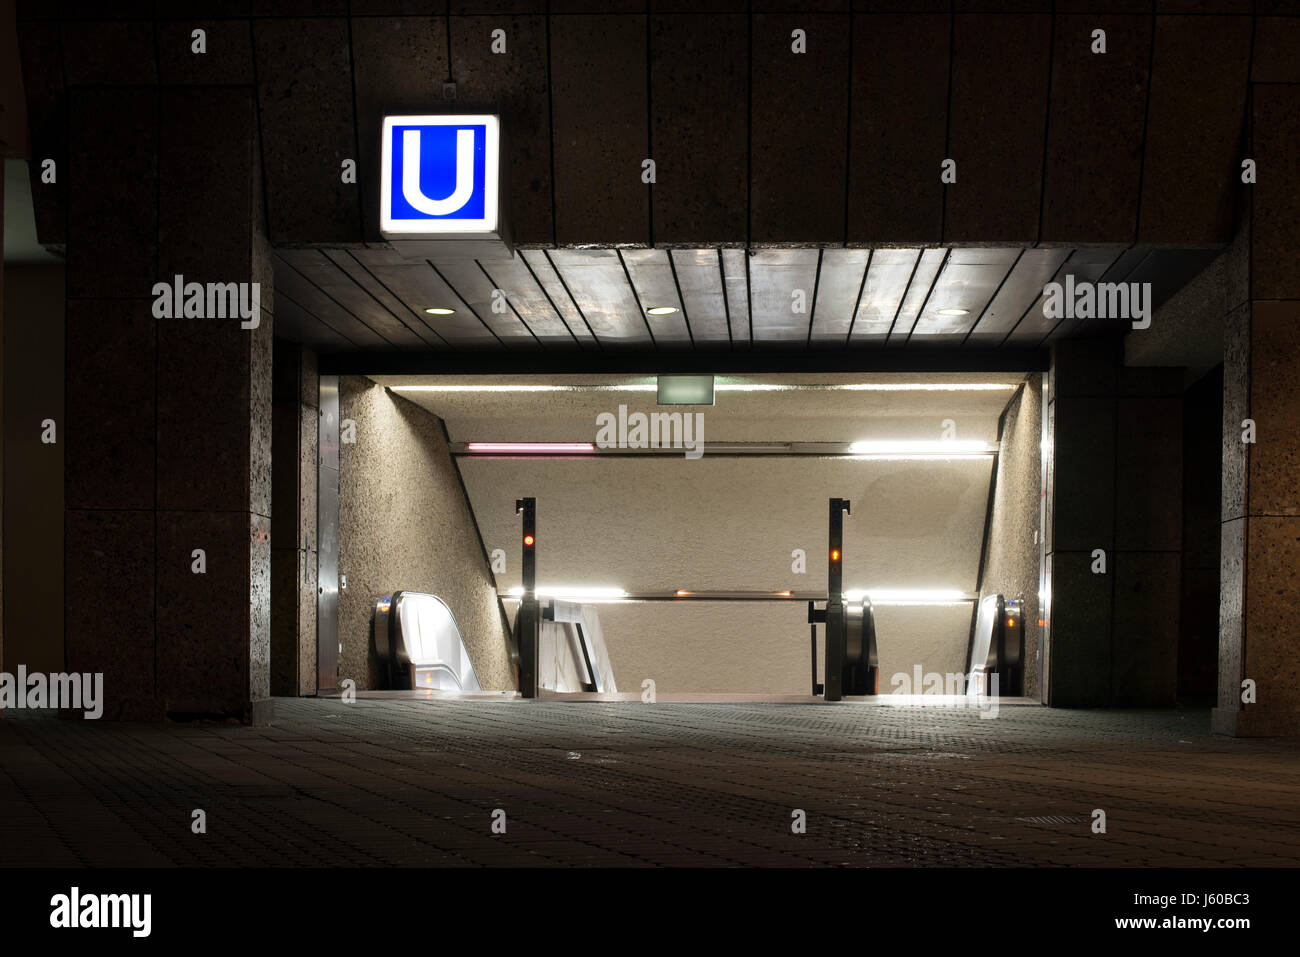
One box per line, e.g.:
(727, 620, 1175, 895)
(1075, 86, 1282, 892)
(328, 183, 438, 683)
(657, 375, 715, 406)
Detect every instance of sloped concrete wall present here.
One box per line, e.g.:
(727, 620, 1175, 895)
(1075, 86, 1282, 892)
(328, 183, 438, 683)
(338, 377, 512, 691)
(978, 375, 1043, 699)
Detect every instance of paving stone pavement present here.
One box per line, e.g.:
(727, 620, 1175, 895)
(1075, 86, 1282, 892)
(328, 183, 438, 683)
(1, 698, 1298, 867)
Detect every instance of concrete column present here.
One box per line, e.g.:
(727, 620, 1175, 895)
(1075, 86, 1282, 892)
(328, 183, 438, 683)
(1179, 368, 1223, 706)
(1, 122, 5, 684)
(1, 0, 23, 699)
(271, 343, 318, 697)
(63, 85, 272, 722)
(3, 266, 64, 677)
(1214, 83, 1300, 736)
(1112, 364, 1184, 706)
(1045, 338, 1183, 707)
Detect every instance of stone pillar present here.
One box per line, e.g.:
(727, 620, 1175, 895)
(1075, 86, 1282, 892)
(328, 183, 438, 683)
(1179, 367, 1223, 706)
(1, 116, 5, 683)
(63, 84, 272, 723)
(1045, 338, 1183, 707)
(1214, 83, 1300, 736)
(271, 343, 318, 697)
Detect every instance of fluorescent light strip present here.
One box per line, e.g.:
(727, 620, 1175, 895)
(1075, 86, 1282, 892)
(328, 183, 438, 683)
(465, 442, 594, 453)
(393, 385, 656, 393)
(868, 600, 975, 607)
(847, 440, 996, 455)
(847, 454, 993, 461)
(506, 586, 627, 600)
(459, 441, 993, 458)
(732, 383, 1014, 392)
(389, 382, 1017, 393)
(845, 589, 976, 603)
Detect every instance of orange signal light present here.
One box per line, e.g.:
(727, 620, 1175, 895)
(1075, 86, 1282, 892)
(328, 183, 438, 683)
(523, 534, 534, 546)
(1006, 618, 1015, 628)
(831, 549, 840, 561)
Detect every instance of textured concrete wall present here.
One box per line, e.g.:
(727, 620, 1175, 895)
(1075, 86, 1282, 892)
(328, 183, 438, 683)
(1127, 247, 1227, 381)
(18, 9, 1254, 249)
(2, 265, 64, 675)
(57, 86, 272, 723)
(338, 377, 512, 691)
(463, 455, 993, 694)
(1215, 82, 1300, 736)
(0, 131, 4, 687)
(271, 343, 318, 697)
(978, 375, 1043, 699)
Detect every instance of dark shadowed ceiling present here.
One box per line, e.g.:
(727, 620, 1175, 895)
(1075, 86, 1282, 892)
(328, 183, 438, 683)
(275, 244, 1219, 362)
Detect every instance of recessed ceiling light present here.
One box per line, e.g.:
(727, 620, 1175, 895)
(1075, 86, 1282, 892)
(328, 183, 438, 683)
(937, 308, 969, 317)
(424, 307, 456, 315)
(646, 306, 678, 316)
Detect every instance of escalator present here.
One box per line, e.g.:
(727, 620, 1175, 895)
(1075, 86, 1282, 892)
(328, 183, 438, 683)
(966, 593, 1024, 697)
(372, 591, 482, 691)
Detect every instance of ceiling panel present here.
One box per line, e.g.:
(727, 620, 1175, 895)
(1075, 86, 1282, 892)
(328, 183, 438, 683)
(1098, 246, 1151, 285)
(350, 246, 413, 267)
(474, 256, 586, 346)
(670, 249, 731, 345)
(887, 248, 947, 345)
(288, 255, 430, 349)
(547, 249, 654, 348)
(749, 249, 819, 344)
(721, 248, 751, 345)
(274, 293, 358, 352)
(849, 248, 919, 345)
(322, 249, 447, 349)
(435, 260, 545, 346)
(907, 253, 1019, 345)
(946, 248, 1022, 266)
(963, 248, 1070, 347)
(1123, 247, 1222, 309)
(518, 250, 598, 346)
(362, 261, 503, 348)
(273, 244, 1221, 360)
(809, 249, 870, 346)
(1012, 249, 1124, 346)
(619, 249, 693, 345)
(274, 256, 391, 349)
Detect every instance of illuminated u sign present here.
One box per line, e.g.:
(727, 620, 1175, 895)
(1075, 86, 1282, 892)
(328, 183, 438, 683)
(380, 114, 500, 237)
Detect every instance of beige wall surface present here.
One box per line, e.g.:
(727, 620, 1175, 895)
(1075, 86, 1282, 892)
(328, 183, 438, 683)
(465, 454, 994, 693)
(338, 377, 513, 690)
(978, 376, 1044, 699)
(591, 600, 977, 695)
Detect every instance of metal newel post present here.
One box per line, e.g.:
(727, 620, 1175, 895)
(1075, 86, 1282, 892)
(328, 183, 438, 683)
(825, 497, 851, 701)
(516, 497, 538, 698)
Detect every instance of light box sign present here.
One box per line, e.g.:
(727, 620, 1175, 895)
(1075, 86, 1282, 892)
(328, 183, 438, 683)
(657, 375, 715, 406)
(380, 114, 503, 245)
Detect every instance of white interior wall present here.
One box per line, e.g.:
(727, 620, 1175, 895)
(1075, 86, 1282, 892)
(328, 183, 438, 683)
(463, 454, 993, 693)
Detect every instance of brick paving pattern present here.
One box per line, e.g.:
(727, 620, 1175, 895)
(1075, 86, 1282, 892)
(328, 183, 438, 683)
(2, 698, 1298, 867)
